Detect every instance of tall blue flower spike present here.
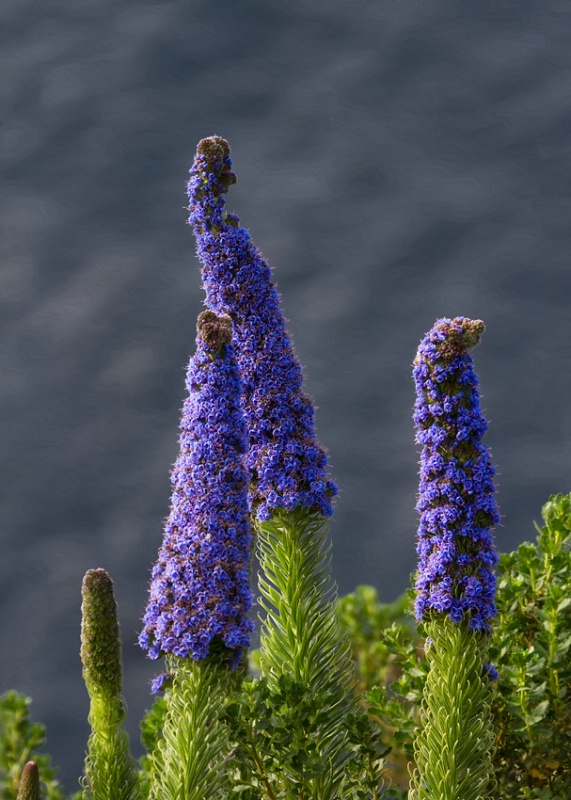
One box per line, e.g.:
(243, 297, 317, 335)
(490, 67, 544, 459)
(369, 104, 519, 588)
(410, 317, 499, 800)
(187, 136, 337, 521)
(186, 138, 376, 798)
(139, 310, 253, 666)
(413, 316, 499, 633)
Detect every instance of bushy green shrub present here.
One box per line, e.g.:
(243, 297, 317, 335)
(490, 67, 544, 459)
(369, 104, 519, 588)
(339, 493, 571, 799)
(0, 691, 73, 800)
(490, 493, 571, 798)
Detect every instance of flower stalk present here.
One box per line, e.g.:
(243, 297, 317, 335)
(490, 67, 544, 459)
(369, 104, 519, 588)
(148, 658, 232, 800)
(80, 569, 139, 800)
(257, 508, 360, 798)
(187, 137, 382, 798)
(409, 317, 499, 800)
(139, 311, 253, 799)
(187, 136, 337, 521)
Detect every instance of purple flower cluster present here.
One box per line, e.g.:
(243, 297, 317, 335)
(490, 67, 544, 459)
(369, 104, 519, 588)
(413, 317, 499, 633)
(139, 311, 254, 664)
(187, 136, 337, 521)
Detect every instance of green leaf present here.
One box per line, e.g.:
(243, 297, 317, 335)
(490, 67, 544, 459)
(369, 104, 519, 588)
(0, 691, 66, 800)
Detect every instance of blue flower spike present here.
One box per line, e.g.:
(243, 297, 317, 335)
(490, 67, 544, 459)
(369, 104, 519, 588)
(185, 136, 377, 797)
(187, 136, 337, 520)
(413, 316, 499, 633)
(140, 311, 254, 800)
(139, 310, 253, 669)
(410, 316, 499, 800)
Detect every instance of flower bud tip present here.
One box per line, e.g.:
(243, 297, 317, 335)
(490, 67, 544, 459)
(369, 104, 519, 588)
(195, 136, 236, 192)
(17, 762, 40, 800)
(197, 310, 233, 354)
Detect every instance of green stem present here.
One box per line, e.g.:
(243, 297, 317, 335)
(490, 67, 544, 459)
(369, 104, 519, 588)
(256, 507, 362, 800)
(247, 743, 278, 800)
(149, 658, 231, 800)
(83, 693, 138, 800)
(80, 569, 139, 800)
(409, 618, 496, 800)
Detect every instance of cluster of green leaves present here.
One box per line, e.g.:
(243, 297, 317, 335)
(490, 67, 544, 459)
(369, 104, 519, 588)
(147, 660, 232, 800)
(256, 509, 382, 798)
(139, 661, 388, 800)
(138, 695, 166, 800)
(0, 691, 76, 800)
(220, 672, 388, 800)
(340, 492, 571, 799)
(338, 587, 425, 799)
(489, 492, 571, 799)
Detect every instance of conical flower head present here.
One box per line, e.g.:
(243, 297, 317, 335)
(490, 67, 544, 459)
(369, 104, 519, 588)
(139, 311, 254, 664)
(81, 568, 123, 696)
(187, 136, 337, 520)
(413, 317, 499, 632)
(17, 762, 41, 800)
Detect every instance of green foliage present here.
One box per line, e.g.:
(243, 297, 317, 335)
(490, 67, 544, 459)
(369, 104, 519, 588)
(148, 658, 232, 800)
(341, 493, 571, 799)
(338, 587, 418, 694)
(489, 492, 571, 798)
(2, 494, 568, 800)
(224, 673, 389, 800)
(0, 691, 67, 800)
(227, 674, 336, 800)
(7, 491, 568, 799)
(138, 695, 167, 800)
(256, 508, 387, 798)
(342, 597, 495, 799)
(339, 588, 425, 797)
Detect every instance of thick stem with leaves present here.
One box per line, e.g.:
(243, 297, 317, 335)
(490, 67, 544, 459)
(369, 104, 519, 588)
(149, 657, 232, 800)
(409, 619, 496, 800)
(257, 507, 376, 799)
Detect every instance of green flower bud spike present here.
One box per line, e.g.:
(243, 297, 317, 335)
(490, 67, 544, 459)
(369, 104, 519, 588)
(17, 762, 40, 800)
(80, 569, 139, 800)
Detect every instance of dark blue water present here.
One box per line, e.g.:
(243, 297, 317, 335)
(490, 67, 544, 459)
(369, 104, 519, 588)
(2, 0, 570, 790)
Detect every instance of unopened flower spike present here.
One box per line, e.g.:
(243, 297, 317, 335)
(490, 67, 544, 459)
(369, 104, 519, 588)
(80, 568, 138, 800)
(81, 568, 123, 696)
(413, 316, 499, 633)
(187, 136, 337, 520)
(139, 310, 253, 669)
(17, 762, 40, 800)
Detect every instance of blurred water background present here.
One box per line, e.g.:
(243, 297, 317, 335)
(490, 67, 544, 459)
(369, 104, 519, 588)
(2, 0, 570, 790)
